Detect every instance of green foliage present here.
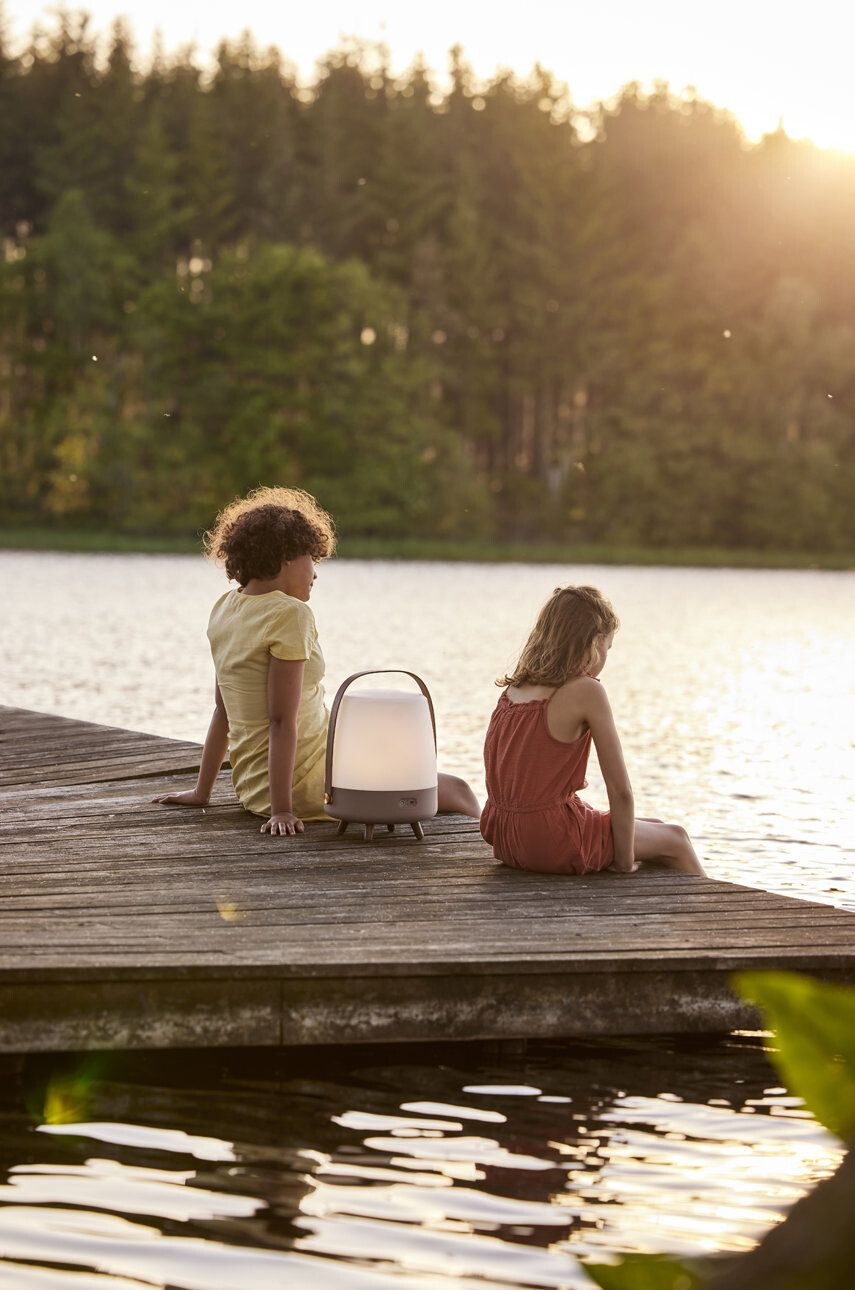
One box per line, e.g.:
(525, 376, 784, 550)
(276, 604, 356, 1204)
(32, 189, 129, 352)
(735, 972, 855, 1141)
(1, 20, 854, 547)
(584, 1254, 703, 1290)
(125, 243, 487, 535)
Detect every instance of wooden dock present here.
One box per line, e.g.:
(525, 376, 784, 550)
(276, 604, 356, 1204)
(2, 705, 854, 1052)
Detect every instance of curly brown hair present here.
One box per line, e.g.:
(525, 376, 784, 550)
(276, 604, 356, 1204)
(499, 585, 619, 688)
(204, 486, 336, 586)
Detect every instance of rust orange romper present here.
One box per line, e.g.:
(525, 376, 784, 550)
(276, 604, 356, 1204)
(480, 691, 615, 874)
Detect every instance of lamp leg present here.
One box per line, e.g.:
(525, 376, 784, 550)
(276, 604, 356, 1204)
(411, 821, 424, 841)
(387, 824, 395, 833)
(336, 820, 348, 836)
(363, 823, 375, 842)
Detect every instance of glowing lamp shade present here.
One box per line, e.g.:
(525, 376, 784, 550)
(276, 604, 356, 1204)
(324, 671, 438, 841)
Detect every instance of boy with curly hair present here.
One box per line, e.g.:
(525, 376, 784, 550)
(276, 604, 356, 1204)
(154, 486, 478, 835)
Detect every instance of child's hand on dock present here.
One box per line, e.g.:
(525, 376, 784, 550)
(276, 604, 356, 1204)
(261, 812, 305, 836)
(607, 858, 640, 874)
(151, 789, 209, 808)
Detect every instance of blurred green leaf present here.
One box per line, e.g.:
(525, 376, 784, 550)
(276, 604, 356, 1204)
(735, 971, 855, 1140)
(24, 1055, 108, 1127)
(583, 1253, 702, 1289)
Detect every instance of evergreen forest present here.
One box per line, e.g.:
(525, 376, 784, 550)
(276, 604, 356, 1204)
(1, 13, 854, 552)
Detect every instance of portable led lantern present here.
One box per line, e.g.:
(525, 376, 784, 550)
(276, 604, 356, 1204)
(324, 670, 438, 841)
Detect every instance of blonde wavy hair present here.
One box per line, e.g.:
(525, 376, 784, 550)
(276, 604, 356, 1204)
(204, 486, 336, 586)
(499, 585, 619, 688)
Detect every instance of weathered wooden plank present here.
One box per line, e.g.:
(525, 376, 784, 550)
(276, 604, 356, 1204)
(0, 747, 204, 778)
(0, 711, 206, 786)
(0, 978, 283, 1051)
(1, 942, 852, 974)
(0, 969, 769, 1050)
(0, 888, 829, 916)
(0, 757, 204, 787)
(5, 906, 854, 938)
(0, 814, 479, 843)
(3, 904, 854, 945)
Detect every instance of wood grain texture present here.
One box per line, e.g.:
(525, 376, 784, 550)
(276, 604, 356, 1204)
(2, 705, 853, 1050)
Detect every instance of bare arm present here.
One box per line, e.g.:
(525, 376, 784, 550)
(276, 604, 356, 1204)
(152, 683, 229, 807)
(262, 656, 306, 836)
(582, 681, 636, 872)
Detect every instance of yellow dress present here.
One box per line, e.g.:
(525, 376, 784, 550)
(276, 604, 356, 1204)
(206, 589, 328, 819)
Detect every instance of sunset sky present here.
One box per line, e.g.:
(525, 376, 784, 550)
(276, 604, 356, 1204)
(6, 0, 854, 153)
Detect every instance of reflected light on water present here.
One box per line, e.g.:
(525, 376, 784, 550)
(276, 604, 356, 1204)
(2, 1158, 260, 1221)
(0, 1205, 498, 1290)
(37, 1122, 236, 1162)
(400, 1102, 507, 1124)
(0, 1036, 844, 1287)
(553, 1094, 840, 1256)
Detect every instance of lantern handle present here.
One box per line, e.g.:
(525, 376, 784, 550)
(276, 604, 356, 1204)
(324, 670, 437, 801)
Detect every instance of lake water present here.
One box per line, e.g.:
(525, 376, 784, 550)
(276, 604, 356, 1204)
(1, 551, 853, 1286)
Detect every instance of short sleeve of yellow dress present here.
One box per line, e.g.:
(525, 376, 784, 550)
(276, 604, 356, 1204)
(207, 589, 329, 820)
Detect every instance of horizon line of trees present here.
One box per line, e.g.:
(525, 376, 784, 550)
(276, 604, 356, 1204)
(1, 12, 854, 549)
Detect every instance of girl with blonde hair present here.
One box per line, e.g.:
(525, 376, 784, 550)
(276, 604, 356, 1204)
(155, 486, 479, 834)
(480, 585, 705, 876)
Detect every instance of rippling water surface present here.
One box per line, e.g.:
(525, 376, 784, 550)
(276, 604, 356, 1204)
(1, 552, 853, 1286)
(0, 1037, 842, 1288)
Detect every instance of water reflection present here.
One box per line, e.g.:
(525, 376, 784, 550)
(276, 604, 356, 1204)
(38, 1123, 235, 1161)
(0, 1037, 841, 1288)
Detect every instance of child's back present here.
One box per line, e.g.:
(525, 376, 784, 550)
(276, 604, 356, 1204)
(481, 680, 614, 874)
(207, 587, 328, 819)
(480, 584, 705, 878)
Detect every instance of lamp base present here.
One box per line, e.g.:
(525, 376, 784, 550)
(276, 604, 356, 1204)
(326, 785, 437, 842)
(337, 819, 425, 842)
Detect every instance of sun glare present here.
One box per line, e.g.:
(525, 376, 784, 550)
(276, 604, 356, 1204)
(6, 0, 855, 153)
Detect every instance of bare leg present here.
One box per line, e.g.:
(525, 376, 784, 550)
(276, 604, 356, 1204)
(633, 819, 706, 876)
(438, 772, 481, 818)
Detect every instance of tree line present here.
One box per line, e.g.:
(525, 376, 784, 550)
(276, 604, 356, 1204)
(1, 12, 853, 550)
